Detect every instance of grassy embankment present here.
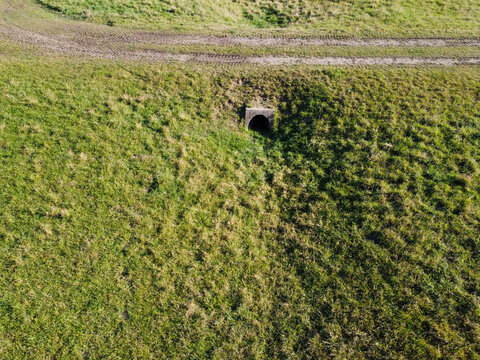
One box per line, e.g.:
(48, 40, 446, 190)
(35, 0, 480, 37)
(0, 56, 479, 359)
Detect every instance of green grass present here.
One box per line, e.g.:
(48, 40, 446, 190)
(34, 0, 480, 37)
(0, 57, 479, 359)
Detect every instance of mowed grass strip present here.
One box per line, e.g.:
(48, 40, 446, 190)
(0, 59, 479, 359)
(34, 0, 480, 37)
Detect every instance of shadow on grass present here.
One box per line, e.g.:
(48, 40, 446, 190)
(256, 80, 480, 358)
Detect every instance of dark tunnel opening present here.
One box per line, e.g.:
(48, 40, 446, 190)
(248, 115, 271, 132)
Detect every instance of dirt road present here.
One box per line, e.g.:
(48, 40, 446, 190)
(1, 0, 480, 65)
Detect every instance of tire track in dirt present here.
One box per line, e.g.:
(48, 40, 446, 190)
(71, 34, 480, 47)
(1, 0, 480, 65)
(3, 24, 479, 66)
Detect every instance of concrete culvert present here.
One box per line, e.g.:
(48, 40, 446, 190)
(245, 108, 275, 131)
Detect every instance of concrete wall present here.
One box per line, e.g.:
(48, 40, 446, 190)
(245, 108, 275, 130)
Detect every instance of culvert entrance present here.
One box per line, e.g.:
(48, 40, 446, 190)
(245, 108, 275, 131)
(248, 115, 270, 131)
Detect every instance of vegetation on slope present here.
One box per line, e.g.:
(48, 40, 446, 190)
(0, 59, 479, 359)
(35, 0, 480, 37)
(233, 68, 480, 358)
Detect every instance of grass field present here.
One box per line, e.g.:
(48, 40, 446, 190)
(0, 54, 479, 358)
(34, 0, 480, 37)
